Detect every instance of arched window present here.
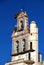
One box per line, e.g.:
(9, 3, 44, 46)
(16, 41, 19, 53)
(29, 53, 30, 60)
(23, 39, 26, 51)
(31, 33, 32, 35)
(20, 21, 24, 29)
(30, 42, 32, 50)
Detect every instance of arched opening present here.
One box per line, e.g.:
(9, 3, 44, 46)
(29, 53, 31, 60)
(23, 39, 26, 51)
(20, 21, 24, 29)
(30, 42, 32, 50)
(16, 41, 19, 53)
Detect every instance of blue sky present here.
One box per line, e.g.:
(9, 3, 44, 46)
(0, 0, 44, 65)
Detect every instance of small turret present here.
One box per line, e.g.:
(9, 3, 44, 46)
(30, 21, 37, 29)
(30, 21, 38, 65)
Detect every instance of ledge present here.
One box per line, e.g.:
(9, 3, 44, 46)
(11, 49, 35, 56)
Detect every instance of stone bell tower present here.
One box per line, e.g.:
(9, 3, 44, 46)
(12, 10, 29, 54)
(5, 10, 38, 65)
(16, 11, 28, 31)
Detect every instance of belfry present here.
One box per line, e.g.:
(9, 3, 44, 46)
(5, 10, 44, 65)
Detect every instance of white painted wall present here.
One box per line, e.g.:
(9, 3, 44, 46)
(11, 53, 29, 61)
(30, 21, 38, 65)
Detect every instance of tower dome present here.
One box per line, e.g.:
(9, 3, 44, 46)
(30, 21, 37, 28)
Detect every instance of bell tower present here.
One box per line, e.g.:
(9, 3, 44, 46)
(14, 10, 28, 31)
(11, 10, 35, 65)
(12, 10, 29, 55)
(5, 10, 39, 65)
